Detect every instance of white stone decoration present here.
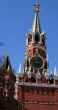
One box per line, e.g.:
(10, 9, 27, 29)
(47, 54, 48, 62)
(27, 68, 31, 78)
(18, 63, 22, 73)
(7, 65, 10, 71)
(36, 71, 41, 79)
(54, 66, 58, 78)
(45, 71, 50, 79)
(16, 74, 19, 83)
(17, 63, 23, 77)
(25, 67, 27, 72)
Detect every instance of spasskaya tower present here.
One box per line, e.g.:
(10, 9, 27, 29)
(24, 2, 48, 75)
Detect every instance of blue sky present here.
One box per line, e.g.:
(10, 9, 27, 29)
(0, 0, 58, 73)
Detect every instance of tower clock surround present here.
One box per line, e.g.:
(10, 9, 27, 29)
(30, 54, 44, 70)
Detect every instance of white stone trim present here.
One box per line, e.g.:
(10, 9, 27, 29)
(26, 45, 46, 51)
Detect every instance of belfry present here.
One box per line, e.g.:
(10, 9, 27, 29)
(15, 2, 58, 110)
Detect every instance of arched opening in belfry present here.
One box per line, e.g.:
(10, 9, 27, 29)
(35, 34, 39, 44)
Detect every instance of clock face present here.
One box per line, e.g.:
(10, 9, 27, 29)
(30, 56, 43, 70)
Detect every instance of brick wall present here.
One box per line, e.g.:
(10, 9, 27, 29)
(18, 85, 58, 110)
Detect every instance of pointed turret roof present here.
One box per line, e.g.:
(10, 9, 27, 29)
(32, 2, 41, 34)
(54, 66, 58, 77)
(17, 63, 24, 77)
(2, 54, 11, 71)
(5, 54, 11, 70)
(18, 63, 22, 73)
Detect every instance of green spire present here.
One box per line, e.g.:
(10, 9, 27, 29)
(32, 2, 41, 34)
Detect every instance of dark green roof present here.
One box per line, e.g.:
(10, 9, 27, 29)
(1, 54, 11, 71)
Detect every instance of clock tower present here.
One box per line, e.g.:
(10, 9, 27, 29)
(24, 2, 48, 75)
(15, 2, 58, 110)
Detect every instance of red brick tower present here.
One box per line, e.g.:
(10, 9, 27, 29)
(24, 3, 47, 77)
(15, 2, 58, 110)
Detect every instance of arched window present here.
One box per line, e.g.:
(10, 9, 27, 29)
(28, 34, 32, 45)
(35, 34, 39, 44)
(27, 60, 29, 67)
(42, 37, 45, 46)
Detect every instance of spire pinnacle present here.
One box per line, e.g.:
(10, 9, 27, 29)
(34, 1, 40, 13)
(32, 2, 41, 34)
